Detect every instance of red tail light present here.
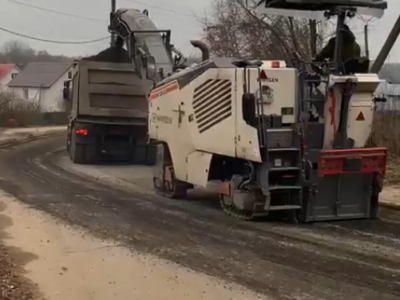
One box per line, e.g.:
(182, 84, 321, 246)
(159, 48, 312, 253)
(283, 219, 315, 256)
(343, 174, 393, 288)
(75, 128, 87, 135)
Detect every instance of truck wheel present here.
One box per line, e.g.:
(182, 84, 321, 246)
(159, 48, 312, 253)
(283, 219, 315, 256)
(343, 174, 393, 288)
(69, 129, 86, 164)
(70, 143, 86, 164)
(70, 143, 97, 164)
(370, 194, 379, 219)
(84, 145, 97, 164)
(66, 132, 71, 152)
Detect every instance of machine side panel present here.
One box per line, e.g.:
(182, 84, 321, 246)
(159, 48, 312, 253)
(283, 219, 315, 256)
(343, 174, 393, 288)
(77, 61, 151, 118)
(234, 68, 261, 162)
(347, 74, 383, 147)
(189, 69, 237, 159)
(347, 95, 374, 147)
(149, 80, 195, 182)
(257, 68, 298, 124)
(186, 151, 213, 187)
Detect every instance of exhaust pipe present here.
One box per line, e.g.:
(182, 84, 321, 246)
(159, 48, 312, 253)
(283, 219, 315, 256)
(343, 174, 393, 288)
(190, 40, 210, 61)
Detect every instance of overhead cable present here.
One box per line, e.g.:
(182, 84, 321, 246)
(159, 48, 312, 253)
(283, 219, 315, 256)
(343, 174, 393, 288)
(3, 0, 106, 22)
(0, 25, 109, 44)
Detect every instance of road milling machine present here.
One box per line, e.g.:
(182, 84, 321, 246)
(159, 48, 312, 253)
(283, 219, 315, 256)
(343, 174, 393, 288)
(65, 8, 207, 164)
(149, 0, 398, 222)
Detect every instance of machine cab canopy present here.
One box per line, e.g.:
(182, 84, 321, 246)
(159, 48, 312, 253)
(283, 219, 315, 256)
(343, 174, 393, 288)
(256, 0, 387, 19)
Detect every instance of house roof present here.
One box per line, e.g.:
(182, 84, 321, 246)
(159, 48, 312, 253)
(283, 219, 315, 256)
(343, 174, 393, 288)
(0, 64, 16, 81)
(7, 62, 72, 88)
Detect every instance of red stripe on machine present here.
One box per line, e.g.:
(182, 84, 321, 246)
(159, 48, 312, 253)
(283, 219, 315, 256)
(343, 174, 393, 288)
(149, 81, 179, 100)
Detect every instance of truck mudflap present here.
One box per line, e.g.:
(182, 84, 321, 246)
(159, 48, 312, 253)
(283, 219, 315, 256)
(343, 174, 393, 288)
(302, 147, 387, 222)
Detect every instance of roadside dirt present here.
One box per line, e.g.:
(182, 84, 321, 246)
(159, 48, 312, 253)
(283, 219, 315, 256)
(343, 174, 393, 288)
(0, 202, 38, 300)
(0, 126, 66, 150)
(0, 192, 263, 300)
(380, 185, 400, 207)
(0, 126, 66, 300)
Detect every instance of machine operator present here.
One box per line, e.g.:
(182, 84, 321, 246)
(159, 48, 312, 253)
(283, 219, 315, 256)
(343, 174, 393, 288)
(307, 24, 361, 122)
(315, 24, 361, 62)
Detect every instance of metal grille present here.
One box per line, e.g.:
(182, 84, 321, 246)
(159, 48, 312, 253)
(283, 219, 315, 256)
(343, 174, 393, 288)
(266, 129, 294, 148)
(193, 79, 232, 133)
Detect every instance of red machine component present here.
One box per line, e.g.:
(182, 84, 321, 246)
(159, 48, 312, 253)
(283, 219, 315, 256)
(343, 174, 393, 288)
(318, 147, 387, 176)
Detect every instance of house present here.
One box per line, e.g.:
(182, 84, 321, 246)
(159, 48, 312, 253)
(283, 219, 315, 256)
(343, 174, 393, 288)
(0, 64, 20, 92)
(7, 62, 73, 112)
(377, 63, 400, 110)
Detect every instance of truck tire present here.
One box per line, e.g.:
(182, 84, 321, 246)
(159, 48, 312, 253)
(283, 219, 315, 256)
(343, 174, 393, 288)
(84, 145, 97, 164)
(70, 143, 97, 164)
(69, 123, 97, 164)
(70, 142, 86, 164)
(66, 131, 71, 152)
(370, 194, 379, 219)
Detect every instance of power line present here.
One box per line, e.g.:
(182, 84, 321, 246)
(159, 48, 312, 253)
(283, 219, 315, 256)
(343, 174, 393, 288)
(123, 0, 195, 18)
(3, 0, 107, 22)
(0, 25, 109, 44)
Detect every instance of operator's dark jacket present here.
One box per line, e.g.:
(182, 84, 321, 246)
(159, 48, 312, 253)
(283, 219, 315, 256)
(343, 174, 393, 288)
(315, 27, 361, 62)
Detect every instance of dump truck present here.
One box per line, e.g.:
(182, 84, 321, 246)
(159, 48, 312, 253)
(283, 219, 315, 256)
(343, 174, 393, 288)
(64, 8, 194, 164)
(64, 60, 156, 164)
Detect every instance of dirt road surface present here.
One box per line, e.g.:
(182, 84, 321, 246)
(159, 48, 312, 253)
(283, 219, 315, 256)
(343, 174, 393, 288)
(0, 134, 399, 300)
(0, 192, 262, 300)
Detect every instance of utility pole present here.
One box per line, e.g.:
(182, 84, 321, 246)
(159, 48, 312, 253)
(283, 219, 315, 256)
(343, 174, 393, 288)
(111, 0, 116, 46)
(364, 24, 369, 58)
(309, 20, 317, 57)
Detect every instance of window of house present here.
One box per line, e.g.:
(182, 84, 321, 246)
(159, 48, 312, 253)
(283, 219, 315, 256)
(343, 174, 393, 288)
(68, 71, 72, 79)
(23, 88, 29, 99)
(11, 73, 18, 79)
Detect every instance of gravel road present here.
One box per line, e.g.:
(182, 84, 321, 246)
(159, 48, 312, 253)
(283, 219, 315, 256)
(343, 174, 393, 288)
(0, 134, 399, 300)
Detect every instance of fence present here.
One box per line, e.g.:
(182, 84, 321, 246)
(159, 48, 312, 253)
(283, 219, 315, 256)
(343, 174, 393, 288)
(29, 112, 68, 126)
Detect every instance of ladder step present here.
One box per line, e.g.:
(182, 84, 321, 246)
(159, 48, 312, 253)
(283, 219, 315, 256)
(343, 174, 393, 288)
(302, 98, 325, 102)
(266, 128, 293, 133)
(270, 167, 300, 171)
(269, 185, 302, 191)
(268, 147, 299, 152)
(269, 205, 301, 211)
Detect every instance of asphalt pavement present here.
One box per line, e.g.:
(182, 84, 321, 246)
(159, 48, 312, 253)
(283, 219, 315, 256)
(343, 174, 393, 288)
(0, 135, 399, 300)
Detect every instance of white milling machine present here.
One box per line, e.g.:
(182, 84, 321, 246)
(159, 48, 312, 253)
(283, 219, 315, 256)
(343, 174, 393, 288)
(148, 0, 396, 222)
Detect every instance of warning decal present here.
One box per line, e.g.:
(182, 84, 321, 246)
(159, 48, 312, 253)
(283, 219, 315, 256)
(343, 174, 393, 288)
(356, 112, 365, 121)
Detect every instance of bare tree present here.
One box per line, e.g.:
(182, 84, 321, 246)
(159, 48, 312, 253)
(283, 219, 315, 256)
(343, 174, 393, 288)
(201, 0, 329, 60)
(0, 40, 72, 68)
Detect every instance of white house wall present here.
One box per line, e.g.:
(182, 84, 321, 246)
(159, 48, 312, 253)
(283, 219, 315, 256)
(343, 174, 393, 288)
(40, 68, 71, 112)
(11, 87, 41, 101)
(7, 67, 72, 112)
(0, 66, 19, 92)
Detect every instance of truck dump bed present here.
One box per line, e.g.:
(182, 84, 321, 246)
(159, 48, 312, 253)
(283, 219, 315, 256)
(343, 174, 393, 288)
(73, 60, 152, 121)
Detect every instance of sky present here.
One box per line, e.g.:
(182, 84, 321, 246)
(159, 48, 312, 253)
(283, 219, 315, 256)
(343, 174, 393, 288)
(0, 0, 399, 61)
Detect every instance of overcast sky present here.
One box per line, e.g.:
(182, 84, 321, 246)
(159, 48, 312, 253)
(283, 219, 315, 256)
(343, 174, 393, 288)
(0, 0, 399, 61)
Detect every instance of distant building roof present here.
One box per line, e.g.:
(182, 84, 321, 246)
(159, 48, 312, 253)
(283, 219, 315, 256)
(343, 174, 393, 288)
(8, 62, 72, 88)
(0, 64, 17, 81)
(379, 63, 400, 84)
